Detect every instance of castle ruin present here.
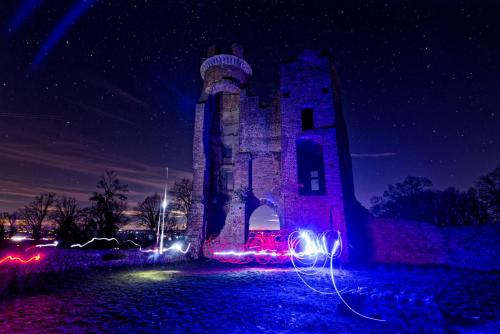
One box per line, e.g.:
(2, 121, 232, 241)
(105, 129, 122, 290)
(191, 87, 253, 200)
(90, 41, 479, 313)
(187, 44, 362, 262)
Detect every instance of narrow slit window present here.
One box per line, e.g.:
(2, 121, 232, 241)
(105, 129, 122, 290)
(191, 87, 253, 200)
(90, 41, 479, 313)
(301, 108, 314, 130)
(224, 146, 232, 158)
(225, 172, 234, 191)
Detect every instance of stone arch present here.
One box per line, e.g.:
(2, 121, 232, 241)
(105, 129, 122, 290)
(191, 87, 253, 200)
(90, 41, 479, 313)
(257, 198, 279, 211)
(248, 202, 280, 231)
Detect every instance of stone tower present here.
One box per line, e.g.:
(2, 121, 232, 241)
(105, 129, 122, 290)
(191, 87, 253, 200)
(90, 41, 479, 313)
(187, 46, 358, 262)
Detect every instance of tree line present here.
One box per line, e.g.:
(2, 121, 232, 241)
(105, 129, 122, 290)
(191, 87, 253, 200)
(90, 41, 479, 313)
(370, 165, 499, 226)
(0, 170, 193, 247)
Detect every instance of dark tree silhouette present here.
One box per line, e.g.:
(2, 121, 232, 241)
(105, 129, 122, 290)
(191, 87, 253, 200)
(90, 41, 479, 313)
(476, 165, 500, 223)
(88, 170, 129, 237)
(1, 212, 16, 238)
(371, 176, 490, 225)
(435, 187, 489, 225)
(51, 196, 82, 247)
(0, 222, 4, 243)
(370, 176, 433, 221)
(135, 193, 178, 237)
(136, 193, 161, 231)
(4, 212, 18, 238)
(21, 193, 55, 240)
(79, 206, 99, 240)
(169, 178, 193, 220)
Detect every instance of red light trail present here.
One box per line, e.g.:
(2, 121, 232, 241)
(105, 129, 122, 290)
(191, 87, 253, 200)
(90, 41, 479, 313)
(0, 253, 42, 265)
(207, 230, 291, 264)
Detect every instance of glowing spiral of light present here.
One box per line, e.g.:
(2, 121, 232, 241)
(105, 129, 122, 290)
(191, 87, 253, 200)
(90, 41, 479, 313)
(287, 230, 339, 294)
(288, 230, 385, 322)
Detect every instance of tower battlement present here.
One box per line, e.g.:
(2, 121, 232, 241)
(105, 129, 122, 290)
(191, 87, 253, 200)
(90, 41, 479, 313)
(200, 43, 252, 95)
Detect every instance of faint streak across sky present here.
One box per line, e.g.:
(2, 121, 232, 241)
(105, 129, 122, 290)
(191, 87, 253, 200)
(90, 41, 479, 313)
(61, 98, 136, 126)
(31, 0, 96, 69)
(0, 112, 64, 121)
(351, 152, 397, 158)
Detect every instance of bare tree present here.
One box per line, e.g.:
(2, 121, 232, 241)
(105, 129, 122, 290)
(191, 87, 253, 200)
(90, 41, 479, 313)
(22, 193, 55, 241)
(169, 178, 193, 220)
(88, 170, 129, 237)
(136, 193, 161, 231)
(136, 193, 178, 233)
(51, 196, 82, 247)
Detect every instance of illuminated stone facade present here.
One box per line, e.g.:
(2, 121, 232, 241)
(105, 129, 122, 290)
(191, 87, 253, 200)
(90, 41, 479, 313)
(187, 44, 362, 262)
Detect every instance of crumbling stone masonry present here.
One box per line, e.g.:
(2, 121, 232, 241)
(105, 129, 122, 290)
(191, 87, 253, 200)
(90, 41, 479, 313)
(187, 44, 363, 262)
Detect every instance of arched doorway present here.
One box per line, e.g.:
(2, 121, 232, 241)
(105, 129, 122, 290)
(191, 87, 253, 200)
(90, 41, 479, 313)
(249, 205, 280, 231)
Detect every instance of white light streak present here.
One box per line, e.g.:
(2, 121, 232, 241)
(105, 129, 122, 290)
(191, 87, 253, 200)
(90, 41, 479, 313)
(70, 237, 120, 248)
(25, 241, 58, 251)
(69, 237, 190, 256)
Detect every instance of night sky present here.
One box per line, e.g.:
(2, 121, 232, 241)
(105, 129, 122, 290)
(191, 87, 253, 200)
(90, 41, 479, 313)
(0, 0, 498, 212)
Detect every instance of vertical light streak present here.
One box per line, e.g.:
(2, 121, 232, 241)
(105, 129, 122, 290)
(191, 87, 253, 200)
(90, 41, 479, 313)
(158, 167, 169, 254)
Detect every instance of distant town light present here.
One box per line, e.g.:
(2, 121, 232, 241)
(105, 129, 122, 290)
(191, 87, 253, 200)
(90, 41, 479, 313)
(11, 235, 27, 242)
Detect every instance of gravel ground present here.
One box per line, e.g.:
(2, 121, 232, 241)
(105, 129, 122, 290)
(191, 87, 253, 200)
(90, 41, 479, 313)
(0, 262, 498, 333)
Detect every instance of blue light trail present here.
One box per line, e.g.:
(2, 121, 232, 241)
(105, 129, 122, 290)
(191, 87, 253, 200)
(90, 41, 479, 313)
(5, 0, 43, 35)
(31, 0, 96, 69)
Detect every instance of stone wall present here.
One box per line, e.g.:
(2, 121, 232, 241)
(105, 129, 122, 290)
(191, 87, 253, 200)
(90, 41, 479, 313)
(369, 218, 500, 270)
(239, 96, 280, 153)
(446, 225, 500, 270)
(279, 51, 350, 261)
(186, 102, 209, 258)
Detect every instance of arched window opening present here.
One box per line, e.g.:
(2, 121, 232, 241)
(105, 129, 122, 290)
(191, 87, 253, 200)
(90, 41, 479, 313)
(249, 205, 280, 231)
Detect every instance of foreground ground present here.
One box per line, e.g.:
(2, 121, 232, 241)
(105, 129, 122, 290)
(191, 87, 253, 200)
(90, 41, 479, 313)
(0, 262, 498, 333)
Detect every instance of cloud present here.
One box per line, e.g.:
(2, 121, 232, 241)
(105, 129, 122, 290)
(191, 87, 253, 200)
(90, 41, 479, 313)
(0, 133, 191, 211)
(351, 152, 397, 158)
(61, 98, 136, 125)
(86, 74, 149, 108)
